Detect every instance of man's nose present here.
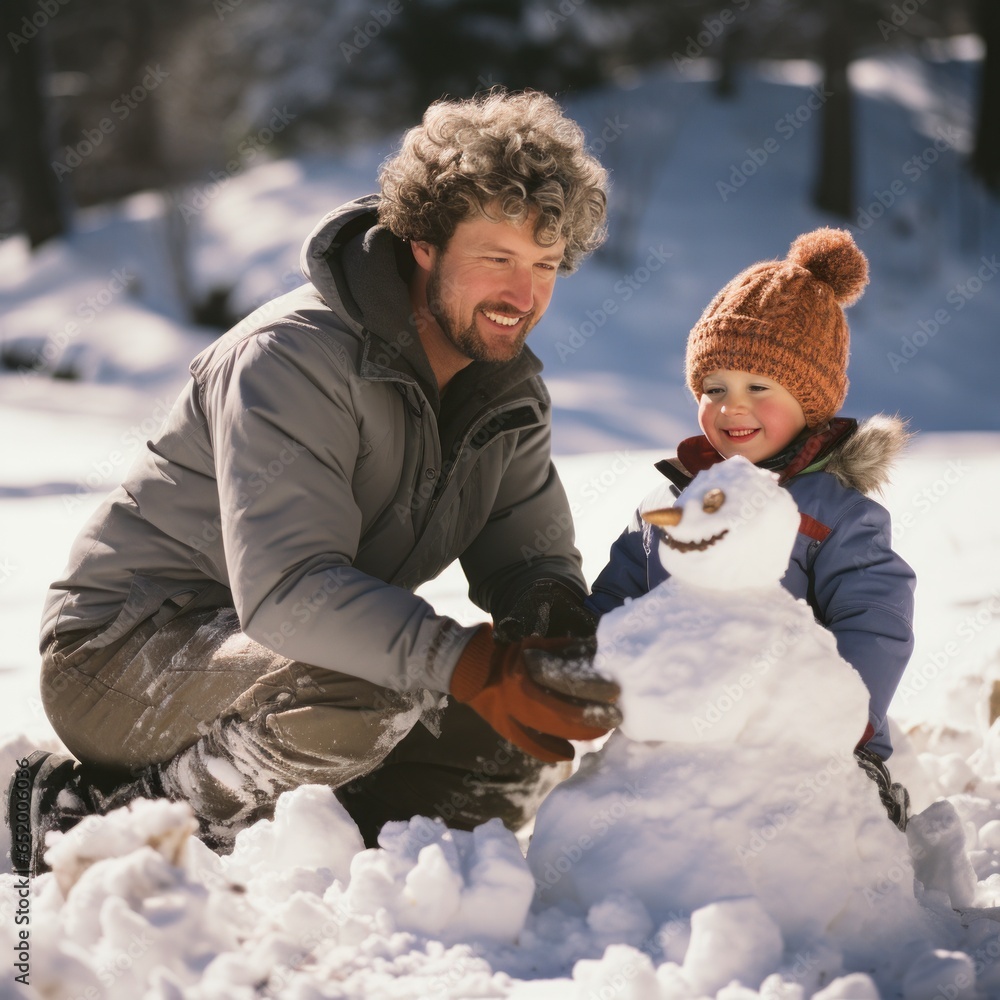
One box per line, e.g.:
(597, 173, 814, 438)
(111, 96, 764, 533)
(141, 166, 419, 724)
(503, 267, 535, 313)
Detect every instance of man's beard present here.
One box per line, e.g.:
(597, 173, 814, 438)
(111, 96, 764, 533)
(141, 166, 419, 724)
(426, 264, 534, 364)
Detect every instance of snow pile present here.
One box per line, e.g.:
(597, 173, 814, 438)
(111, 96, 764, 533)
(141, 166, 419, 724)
(45, 796, 197, 896)
(526, 458, 938, 992)
(338, 813, 535, 945)
(0, 785, 535, 999)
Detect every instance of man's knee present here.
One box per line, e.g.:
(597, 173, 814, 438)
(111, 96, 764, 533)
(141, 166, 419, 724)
(255, 691, 424, 766)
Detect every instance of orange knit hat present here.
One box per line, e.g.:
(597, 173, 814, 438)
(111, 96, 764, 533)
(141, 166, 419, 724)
(685, 228, 869, 427)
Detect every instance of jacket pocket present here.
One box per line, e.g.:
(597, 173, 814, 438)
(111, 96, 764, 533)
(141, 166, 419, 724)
(53, 574, 210, 664)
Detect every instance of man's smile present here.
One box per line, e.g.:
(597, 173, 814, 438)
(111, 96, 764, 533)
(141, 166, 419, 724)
(482, 309, 525, 329)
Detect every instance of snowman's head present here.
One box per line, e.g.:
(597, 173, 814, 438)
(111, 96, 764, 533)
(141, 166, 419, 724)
(641, 456, 799, 591)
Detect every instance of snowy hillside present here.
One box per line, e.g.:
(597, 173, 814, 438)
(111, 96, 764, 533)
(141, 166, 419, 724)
(2, 52, 1000, 998)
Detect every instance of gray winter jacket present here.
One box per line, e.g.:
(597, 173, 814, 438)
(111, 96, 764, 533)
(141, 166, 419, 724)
(41, 196, 587, 693)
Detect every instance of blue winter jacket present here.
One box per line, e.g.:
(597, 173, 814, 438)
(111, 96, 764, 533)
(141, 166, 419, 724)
(586, 418, 916, 758)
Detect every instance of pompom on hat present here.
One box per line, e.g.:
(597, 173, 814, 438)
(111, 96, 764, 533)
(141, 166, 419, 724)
(685, 227, 869, 427)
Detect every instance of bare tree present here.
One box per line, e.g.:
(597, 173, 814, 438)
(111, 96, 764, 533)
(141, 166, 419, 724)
(1, 0, 68, 247)
(812, 0, 856, 219)
(971, 0, 1000, 192)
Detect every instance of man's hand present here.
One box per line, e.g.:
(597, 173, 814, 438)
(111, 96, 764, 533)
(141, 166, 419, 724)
(450, 625, 621, 763)
(493, 579, 598, 644)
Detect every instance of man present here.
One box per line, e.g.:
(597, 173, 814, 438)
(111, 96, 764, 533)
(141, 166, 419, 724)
(13, 89, 620, 871)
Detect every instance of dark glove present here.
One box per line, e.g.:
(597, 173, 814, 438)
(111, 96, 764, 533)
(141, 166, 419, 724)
(450, 624, 621, 763)
(854, 746, 910, 831)
(493, 579, 598, 644)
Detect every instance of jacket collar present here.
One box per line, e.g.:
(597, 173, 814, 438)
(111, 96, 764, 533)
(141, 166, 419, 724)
(655, 418, 859, 491)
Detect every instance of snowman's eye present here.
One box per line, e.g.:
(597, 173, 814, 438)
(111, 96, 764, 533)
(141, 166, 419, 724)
(702, 489, 725, 513)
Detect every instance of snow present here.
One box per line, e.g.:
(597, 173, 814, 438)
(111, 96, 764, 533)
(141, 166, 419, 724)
(2, 53, 1000, 999)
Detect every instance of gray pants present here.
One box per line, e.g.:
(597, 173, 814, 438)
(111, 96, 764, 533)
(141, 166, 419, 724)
(41, 607, 565, 848)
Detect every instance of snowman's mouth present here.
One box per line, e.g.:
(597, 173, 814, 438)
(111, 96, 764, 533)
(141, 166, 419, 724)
(661, 528, 729, 553)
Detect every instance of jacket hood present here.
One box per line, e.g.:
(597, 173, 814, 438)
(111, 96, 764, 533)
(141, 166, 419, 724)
(300, 193, 403, 337)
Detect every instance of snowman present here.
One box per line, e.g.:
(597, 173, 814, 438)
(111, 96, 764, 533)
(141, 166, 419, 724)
(526, 457, 929, 980)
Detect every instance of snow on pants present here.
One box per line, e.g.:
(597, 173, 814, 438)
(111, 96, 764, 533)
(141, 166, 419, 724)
(40, 606, 566, 848)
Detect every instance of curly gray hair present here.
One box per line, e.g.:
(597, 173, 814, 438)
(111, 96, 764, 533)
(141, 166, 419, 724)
(378, 89, 609, 274)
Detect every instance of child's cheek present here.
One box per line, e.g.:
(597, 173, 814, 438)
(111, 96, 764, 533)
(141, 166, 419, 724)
(756, 398, 803, 440)
(697, 401, 714, 436)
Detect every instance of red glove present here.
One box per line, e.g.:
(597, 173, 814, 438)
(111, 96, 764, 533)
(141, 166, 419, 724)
(450, 625, 622, 763)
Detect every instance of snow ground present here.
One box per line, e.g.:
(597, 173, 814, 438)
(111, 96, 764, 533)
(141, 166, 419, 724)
(1, 53, 1000, 998)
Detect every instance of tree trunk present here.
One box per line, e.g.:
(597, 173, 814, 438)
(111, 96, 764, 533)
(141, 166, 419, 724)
(812, 0, 855, 220)
(714, 23, 745, 100)
(115, 0, 165, 190)
(971, 0, 1000, 192)
(0, 0, 69, 247)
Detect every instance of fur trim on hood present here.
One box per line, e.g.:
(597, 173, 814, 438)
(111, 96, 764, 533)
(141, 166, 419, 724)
(824, 414, 911, 496)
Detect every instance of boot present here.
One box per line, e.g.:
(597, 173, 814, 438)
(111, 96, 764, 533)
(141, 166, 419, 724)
(6, 751, 166, 878)
(854, 746, 910, 831)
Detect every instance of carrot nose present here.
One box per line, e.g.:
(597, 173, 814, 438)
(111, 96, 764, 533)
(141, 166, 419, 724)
(641, 506, 682, 527)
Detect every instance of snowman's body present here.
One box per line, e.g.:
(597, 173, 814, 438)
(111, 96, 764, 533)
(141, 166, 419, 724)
(527, 458, 922, 957)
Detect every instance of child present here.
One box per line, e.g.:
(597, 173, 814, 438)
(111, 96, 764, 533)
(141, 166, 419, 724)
(587, 228, 915, 827)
